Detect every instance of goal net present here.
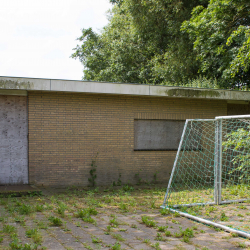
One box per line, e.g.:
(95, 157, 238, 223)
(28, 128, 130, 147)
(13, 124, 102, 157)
(161, 115, 250, 237)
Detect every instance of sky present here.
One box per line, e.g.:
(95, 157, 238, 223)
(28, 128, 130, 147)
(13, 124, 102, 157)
(0, 0, 112, 80)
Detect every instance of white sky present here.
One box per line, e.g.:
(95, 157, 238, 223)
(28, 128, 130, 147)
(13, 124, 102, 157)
(0, 0, 112, 80)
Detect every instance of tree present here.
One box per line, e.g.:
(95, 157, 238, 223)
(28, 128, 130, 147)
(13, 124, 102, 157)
(71, 5, 154, 83)
(182, 0, 250, 88)
(71, 0, 209, 85)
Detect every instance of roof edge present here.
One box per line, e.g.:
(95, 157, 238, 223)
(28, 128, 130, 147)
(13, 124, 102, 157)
(0, 76, 249, 101)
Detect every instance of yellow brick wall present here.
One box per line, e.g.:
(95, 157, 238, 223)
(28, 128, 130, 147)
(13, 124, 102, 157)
(28, 91, 227, 186)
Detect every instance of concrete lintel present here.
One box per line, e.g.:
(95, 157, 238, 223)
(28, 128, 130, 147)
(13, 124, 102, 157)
(0, 76, 250, 101)
(0, 89, 27, 96)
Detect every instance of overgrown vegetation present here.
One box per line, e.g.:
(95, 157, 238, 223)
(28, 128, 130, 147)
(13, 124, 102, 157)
(0, 186, 249, 249)
(88, 154, 98, 187)
(72, 0, 250, 89)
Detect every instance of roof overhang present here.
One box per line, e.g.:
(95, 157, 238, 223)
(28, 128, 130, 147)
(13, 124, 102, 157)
(0, 76, 250, 102)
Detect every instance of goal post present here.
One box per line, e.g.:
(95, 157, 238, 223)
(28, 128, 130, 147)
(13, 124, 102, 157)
(161, 115, 250, 238)
(214, 117, 222, 205)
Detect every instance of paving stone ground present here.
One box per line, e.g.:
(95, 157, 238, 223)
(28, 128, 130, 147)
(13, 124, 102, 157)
(0, 186, 249, 250)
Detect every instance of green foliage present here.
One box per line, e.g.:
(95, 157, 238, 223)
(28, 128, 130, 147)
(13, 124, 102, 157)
(25, 229, 42, 244)
(182, 0, 250, 88)
(106, 225, 112, 234)
(76, 208, 98, 218)
(72, 0, 209, 86)
(73, 0, 250, 89)
(25, 229, 38, 238)
(141, 215, 157, 227)
(151, 242, 161, 250)
(37, 221, 48, 229)
(238, 242, 247, 248)
(173, 211, 181, 217)
(153, 171, 158, 184)
(111, 233, 125, 242)
(88, 155, 98, 187)
(160, 208, 171, 215)
(110, 242, 121, 250)
(109, 217, 119, 227)
(48, 216, 63, 226)
(88, 207, 98, 215)
(3, 225, 16, 234)
(9, 239, 39, 250)
(122, 185, 134, 192)
(182, 227, 194, 238)
(143, 238, 151, 244)
(18, 204, 33, 215)
(173, 227, 194, 242)
(14, 216, 25, 225)
(155, 232, 165, 241)
(220, 212, 229, 222)
(113, 174, 122, 186)
(35, 204, 44, 212)
(75, 208, 97, 224)
(91, 236, 102, 243)
(119, 202, 128, 212)
(157, 226, 168, 232)
(135, 172, 142, 185)
(223, 126, 250, 180)
(57, 202, 67, 217)
(26, 191, 43, 197)
(165, 230, 171, 236)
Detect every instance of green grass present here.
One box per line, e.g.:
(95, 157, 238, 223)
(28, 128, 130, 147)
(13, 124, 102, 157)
(75, 207, 97, 224)
(48, 216, 63, 226)
(109, 217, 119, 227)
(3, 225, 16, 234)
(18, 204, 33, 215)
(110, 242, 121, 250)
(111, 233, 125, 242)
(141, 215, 157, 227)
(25, 228, 42, 244)
(0, 185, 248, 250)
(91, 236, 102, 243)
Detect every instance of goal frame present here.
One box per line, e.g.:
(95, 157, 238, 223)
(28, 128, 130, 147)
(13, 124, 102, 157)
(161, 115, 250, 238)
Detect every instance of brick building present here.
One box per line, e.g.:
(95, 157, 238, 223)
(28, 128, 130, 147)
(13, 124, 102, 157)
(0, 76, 250, 186)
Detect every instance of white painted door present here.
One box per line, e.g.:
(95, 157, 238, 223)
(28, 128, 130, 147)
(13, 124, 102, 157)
(0, 95, 28, 184)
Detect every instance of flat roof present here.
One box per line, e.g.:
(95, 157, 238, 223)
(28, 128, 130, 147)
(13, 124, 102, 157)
(0, 76, 250, 102)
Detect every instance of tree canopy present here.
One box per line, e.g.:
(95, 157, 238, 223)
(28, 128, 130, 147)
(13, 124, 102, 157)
(72, 0, 250, 89)
(182, 0, 250, 88)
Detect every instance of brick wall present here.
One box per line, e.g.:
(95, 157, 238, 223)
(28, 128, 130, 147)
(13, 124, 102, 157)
(28, 92, 227, 187)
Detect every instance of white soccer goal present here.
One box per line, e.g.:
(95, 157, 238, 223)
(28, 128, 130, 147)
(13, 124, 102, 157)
(161, 115, 250, 238)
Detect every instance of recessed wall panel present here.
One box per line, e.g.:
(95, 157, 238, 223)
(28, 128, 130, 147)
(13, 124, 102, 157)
(134, 120, 185, 150)
(0, 96, 28, 185)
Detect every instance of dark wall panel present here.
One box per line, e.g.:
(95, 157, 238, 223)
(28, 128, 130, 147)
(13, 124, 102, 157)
(0, 95, 28, 184)
(134, 120, 185, 150)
